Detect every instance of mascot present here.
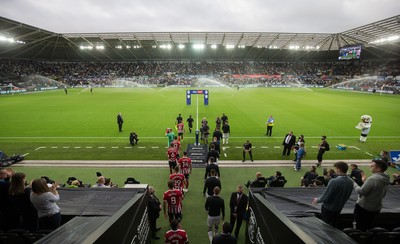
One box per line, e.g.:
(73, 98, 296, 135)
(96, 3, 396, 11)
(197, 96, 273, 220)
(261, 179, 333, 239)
(355, 115, 372, 143)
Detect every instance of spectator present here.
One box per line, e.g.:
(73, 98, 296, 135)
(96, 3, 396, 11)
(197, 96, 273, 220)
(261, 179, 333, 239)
(316, 135, 330, 167)
(212, 222, 237, 244)
(350, 164, 364, 186)
(9, 172, 38, 231)
(312, 162, 354, 227)
(245, 172, 267, 188)
(0, 169, 16, 231)
(353, 159, 390, 231)
(92, 176, 109, 188)
(30, 178, 61, 230)
(294, 143, 306, 171)
(301, 166, 319, 187)
(205, 186, 225, 242)
(378, 150, 390, 166)
(267, 171, 287, 187)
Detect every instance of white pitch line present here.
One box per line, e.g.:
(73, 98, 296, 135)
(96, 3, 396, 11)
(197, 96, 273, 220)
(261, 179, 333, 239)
(224, 153, 227, 157)
(51, 146, 58, 149)
(23, 153, 29, 156)
(151, 147, 159, 149)
(311, 146, 318, 149)
(98, 147, 106, 149)
(274, 146, 280, 149)
(235, 147, 242, 149)
(261, 146, 268, 149)
(138, 147, 146, 149)
(74, 147, 81, 149)
(125, 147, 132, 149)
(365, 152, 373, 156)
(111, 147, 119, 149)
(86, 147, 92, 149)
(348, 146, 361, 150)
(35, 147, 46, 151)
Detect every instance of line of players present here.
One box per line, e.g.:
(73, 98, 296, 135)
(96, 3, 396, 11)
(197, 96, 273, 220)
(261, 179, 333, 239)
(171, 113, 231, 145)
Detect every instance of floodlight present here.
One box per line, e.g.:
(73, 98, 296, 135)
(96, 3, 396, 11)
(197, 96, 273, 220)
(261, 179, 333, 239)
(370, 35, 399, 44)
(238, 45, 245, 49)
(96, 45, 104, 50)
(115, 45, 123, 49)
(211, 44, 217, 49)
(178, 44, 185, 49)
(193, 44, 205, 50)
(226, 45, 235, 49)
(160, 44, 172, 49)
(289, 45, 300, 50)
(126, 45, 131, 49)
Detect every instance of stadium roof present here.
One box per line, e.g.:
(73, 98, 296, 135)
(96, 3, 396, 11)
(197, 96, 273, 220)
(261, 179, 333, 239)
(0, 15, 399, 61)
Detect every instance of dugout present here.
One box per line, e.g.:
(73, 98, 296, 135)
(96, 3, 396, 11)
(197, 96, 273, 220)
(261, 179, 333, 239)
(37, 185, 150, 244)
(247, 187, 400, 244)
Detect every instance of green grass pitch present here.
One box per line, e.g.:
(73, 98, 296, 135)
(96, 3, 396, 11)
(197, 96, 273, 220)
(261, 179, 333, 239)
(1, 87, 400, 243)
(1, 87, 399, 160)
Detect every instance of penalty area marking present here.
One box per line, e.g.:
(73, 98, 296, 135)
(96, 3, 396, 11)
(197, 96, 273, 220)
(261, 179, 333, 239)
(365, 152, 373, 156)
(224, 153, 227, 157)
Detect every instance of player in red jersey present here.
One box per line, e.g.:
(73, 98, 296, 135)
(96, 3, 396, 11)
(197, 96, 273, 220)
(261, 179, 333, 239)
(167, 144, 178, 174)
(178, 151, 192, 192)
(165, 219, 189, 244)
(163, 180, 183, 223)
(170, 166, 186, 193)
(170, 136, 182, 159)
(176, 122, 185, 140)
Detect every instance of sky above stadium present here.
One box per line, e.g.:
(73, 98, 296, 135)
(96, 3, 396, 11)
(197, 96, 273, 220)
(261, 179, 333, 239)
(0, 0, 399, 33)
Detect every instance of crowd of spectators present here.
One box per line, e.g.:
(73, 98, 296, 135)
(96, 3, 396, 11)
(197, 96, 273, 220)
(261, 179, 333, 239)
(1, 60, 399, 90)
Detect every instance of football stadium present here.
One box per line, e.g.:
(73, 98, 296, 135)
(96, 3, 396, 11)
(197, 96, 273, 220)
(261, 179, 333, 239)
(1, 6, 400, 244)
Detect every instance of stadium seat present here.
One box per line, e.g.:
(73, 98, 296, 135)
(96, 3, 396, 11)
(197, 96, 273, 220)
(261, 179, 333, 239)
(371, 232, 400, 244)
(392, 227, 400, 232)
(0, 233, 26, 244)
(21, 232, 46, 243)
(367, 226, 389, 234)
(347, 231, 374, 244)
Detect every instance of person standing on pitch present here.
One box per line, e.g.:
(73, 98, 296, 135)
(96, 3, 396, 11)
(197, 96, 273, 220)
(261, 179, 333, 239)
(148, 186, 162, 240)
(212, 222, 237, 244)
(266, 115, 274, 136)
(281, 131, 296, 156)
(312, 162, 354, 227)
(316, 135, 330, 167)
(242, 140, 253, 162)
(186, 115, 194, 134)
(222, 121, 230, 145)
(205, 186, 225, 242)
(117, 112, 123, 132)
(229, 185, 248, 239)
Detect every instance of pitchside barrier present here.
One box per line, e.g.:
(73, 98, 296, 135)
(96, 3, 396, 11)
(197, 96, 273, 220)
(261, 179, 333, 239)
(390, 150, 400, 169)
(38, 186, 150, 244)
(247, 187, 400, 244)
